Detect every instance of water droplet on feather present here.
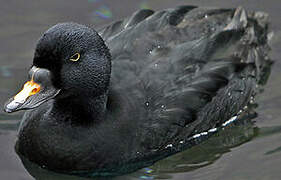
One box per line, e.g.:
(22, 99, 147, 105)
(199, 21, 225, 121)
(145, 102, 149, 107)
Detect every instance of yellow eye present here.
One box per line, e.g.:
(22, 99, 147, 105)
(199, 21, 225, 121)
(70, 53, 80, 62)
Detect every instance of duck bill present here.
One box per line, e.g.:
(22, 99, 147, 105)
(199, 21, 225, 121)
(4, 68, 61, 113)
(14, 80, 41, 103)
(4, 81, 40, 113)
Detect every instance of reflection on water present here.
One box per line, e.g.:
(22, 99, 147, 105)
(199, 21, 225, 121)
(95, 6, 113, 19)
(0, 113, 21, 131)
(1, 0, 281, 179)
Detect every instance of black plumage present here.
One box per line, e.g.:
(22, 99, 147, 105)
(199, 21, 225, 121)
(4, 6, 271, 176)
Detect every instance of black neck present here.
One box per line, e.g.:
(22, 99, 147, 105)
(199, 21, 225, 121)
(52, 93, 107, 124)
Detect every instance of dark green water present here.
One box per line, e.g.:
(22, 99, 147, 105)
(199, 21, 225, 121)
(1, 0, 281, 179)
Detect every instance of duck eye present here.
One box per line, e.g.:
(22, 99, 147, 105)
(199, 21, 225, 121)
(70, 53, 80, 62)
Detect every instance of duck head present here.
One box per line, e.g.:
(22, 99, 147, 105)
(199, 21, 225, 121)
(4, 23, 111, 113)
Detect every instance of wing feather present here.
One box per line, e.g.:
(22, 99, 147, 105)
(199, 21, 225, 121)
(101, 6, 270, 150)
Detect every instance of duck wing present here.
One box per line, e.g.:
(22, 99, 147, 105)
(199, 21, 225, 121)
(100, 6, 271, 151)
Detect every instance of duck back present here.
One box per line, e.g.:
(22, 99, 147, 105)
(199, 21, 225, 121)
(100, 6, 271, 160)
